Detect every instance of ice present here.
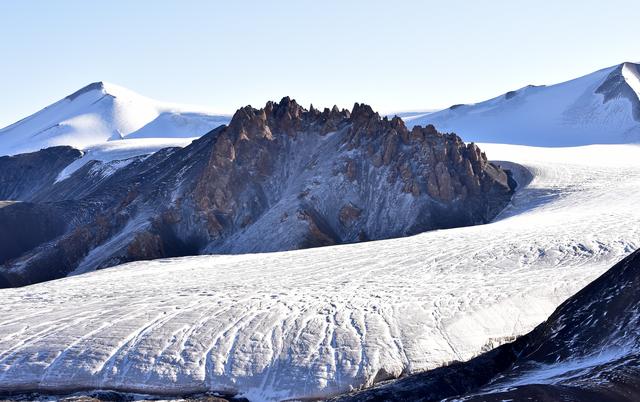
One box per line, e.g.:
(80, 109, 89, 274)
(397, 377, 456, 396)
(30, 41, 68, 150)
(0, 144, 639, 401)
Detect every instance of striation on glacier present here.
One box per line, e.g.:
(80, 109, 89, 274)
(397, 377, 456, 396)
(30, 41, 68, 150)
(335, 249, 640, 402)
(0, 143, 638, 400)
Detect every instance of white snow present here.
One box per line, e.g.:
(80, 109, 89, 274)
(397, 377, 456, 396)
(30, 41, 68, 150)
(497, 347, 632, 389)
(385, 110, 436, 122)
(0, 82, 230, 179)
(0, 144, 639, 401)
(54, 137, 196, 182)
(69, 213, 153, 277)
(622, 62, 640, 101)
(404, 63, 640, 146)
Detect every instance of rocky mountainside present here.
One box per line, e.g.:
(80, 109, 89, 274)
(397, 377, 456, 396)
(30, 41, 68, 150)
(0, 146, 83, 200)
(405, 62, 640, 146)
(0, 98, 514, 287)
(334, 249, 640, 402)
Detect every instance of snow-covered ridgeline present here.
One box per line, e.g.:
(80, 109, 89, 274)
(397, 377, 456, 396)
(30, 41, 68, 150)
(403, 62, 640, 146)
(54, 137, 197, 182)
(0, 144, 639, 401)
(0, 82, 230, 180)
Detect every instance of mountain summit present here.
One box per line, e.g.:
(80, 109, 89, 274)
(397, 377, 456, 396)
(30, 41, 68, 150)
(0, 81, 230, 156)
(405, 62, 640, 146)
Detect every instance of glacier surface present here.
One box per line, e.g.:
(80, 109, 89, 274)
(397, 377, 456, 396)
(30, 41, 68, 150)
(0, 144, 639, 401)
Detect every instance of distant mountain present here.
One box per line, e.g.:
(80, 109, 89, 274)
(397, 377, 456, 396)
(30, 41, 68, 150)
(404, 62, 640, 146)
(0, 81, 230, 172)
(335, 249, 640, 402)
(0, 98, 514, 286)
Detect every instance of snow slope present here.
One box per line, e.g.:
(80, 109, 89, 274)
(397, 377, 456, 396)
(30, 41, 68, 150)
(54, 137, 196, 182)
(0, 82, 230, 178)
(0, 144, 639, 401)
(404, 62, 640, 146)
(384, 110, 436, 121)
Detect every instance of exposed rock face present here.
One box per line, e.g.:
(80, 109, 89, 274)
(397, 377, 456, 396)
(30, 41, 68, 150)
(334, 250, 640, 402)
(0, 98, 514, 287)
(339, 203, 362, 227)
(0, 202, 70, 268)
(0, 390, 242, 402)
(0, 146, 82, 200)
(597, 62, 640, 122)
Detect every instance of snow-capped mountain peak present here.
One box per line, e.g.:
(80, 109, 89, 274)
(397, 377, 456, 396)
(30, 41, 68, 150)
(404, 62, 640, 146)
(0, 82, 230, 156)
(65, 81, 129, 100)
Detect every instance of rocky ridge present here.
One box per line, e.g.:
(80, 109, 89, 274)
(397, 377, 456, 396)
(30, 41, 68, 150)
(0, 98, 514, 287)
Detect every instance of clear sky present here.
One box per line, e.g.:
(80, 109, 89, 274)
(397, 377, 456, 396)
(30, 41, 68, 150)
(1, 0, 638, 127)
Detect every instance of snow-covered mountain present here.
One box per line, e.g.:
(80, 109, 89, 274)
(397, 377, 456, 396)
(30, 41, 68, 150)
(404, 62, 640, 146)
(0, 143, 638, 400)
(0, 81, 230, 160)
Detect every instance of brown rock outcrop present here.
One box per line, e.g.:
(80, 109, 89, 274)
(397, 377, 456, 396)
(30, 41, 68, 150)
(1, 97, 515, 287)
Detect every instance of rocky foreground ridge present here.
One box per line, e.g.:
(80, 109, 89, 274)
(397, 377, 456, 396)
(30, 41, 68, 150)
(0, 98, 514, 287)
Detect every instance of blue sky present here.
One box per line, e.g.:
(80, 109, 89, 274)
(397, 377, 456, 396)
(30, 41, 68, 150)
(0, 0, 638, 127)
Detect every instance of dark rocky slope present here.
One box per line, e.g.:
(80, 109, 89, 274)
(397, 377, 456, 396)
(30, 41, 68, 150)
(0, 146, 82, 200)
(333, 249, 640, 402)
(0, 98, 514, 287)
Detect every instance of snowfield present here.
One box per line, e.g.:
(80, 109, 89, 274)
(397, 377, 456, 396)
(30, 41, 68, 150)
(0, 144, 639, 401)
(54, 137, 197, 182)
(404, 62, 640, 146)
(0, 81, 230, 180)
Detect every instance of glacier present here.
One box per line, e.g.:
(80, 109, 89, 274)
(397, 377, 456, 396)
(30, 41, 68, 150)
(0, 143, 639, 401)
